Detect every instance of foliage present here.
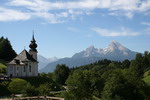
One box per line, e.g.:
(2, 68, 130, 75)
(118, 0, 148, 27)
(54, 64, 70, 85)
(22, 77, 61, 91)
(65, 70, 103, 100)
(38, 83, 52, 96)
(0, 81, 11, 96)
(102, 70, 146, 100)
(143, 76, 150, 86)
(22, 83, 38, 96)
(63, 51, 150, 99)
(0, 37, 17, 61)
(0, 63, 6, 73)
(8, 78, 28, 94)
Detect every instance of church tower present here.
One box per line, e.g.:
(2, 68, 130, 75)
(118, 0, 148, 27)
(29, 33, 38, 60)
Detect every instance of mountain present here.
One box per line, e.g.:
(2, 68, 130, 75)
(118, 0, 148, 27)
(38, 55, 58, 70)
(72, 40, 136, 60)
(40, 40, 137, 73)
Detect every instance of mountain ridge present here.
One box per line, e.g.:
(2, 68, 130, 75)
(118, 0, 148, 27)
(38, 55, 58, 70)
(40, 41, 137, 73)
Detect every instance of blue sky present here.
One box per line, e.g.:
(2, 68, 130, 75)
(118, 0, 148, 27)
(0, 0, 150, 58)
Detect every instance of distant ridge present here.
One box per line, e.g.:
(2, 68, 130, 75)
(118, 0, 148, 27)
(38, 55, 58, 70)
(40, 41, 137, 73)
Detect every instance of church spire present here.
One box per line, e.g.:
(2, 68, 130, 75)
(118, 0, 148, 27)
(32, 31, 36, 42)
(29, 32, 37, 52)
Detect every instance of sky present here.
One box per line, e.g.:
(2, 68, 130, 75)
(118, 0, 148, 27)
(0, 0, 150, 58)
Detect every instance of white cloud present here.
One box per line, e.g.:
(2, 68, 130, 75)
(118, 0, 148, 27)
(92, 27, 139, 37)
(0, 7, 31, 21)
(141, 22, 150, 26)
(0, 0, 149, 23)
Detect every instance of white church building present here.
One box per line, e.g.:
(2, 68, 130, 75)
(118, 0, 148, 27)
(7, 34, 38, 77)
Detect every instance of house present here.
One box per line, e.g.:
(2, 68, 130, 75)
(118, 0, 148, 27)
(7, 34, 38, 77)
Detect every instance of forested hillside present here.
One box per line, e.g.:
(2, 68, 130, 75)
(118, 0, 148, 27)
(62, 51, 150, 100)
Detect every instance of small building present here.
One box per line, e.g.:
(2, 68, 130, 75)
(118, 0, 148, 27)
(7, 34, 38, 77)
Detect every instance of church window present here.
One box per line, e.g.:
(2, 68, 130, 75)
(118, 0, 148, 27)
(29, 65, 31, 72)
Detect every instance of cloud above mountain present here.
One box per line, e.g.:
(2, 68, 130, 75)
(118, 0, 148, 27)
(0, 0, 149, 23)
(92, 27, 140, 37)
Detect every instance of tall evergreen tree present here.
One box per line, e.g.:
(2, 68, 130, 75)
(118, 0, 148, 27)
(0, 37, 17, 61)
(54, 64, 70, 85)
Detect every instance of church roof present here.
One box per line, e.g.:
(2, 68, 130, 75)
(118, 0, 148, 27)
(8, 49, 38, 65)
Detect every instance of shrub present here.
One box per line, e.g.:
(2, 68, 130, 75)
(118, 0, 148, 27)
(8, 78, 27, 94)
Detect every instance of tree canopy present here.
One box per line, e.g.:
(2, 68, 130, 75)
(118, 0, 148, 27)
(0, 37, 17, 61)
(63, 52, 150, 100)
(54, 64, 70, 85)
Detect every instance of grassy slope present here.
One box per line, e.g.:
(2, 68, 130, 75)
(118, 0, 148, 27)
(0, 61, 7, 73)
(0, 59, 7, 69)
(143, 76, 150, 85)
(0, 63, 6, 69)
(21, 77, 61, 91)
(143, 70, 150, 85)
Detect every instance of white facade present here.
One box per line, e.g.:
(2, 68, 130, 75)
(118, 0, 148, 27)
(7, 62, 38, 77)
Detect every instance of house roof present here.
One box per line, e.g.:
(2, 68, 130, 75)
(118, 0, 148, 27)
(8, 49, 38, 65)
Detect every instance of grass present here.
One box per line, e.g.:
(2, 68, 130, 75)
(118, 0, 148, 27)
(21, 77, 62, 91)
(0, 62, 6, 74)
(143, 75, 150, 85)
(144, 70, 150, 78)
(143, 70, 150, 85)
(0, 63, 6, 69)
(93, 96, 101, 100)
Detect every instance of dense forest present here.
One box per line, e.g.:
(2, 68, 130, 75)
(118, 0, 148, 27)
(1, 37, 150, 100)
(63, 52, 150, 100)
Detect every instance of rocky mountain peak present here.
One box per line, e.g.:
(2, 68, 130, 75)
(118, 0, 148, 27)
(107, 40, 128, 52)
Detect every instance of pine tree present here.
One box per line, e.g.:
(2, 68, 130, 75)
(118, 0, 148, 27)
(0, 37, 17, 61)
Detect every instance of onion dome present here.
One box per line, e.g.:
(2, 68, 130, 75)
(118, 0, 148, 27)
(29, 34, 37, 52)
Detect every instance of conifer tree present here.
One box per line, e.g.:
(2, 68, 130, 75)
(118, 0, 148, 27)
(0, 37, 17, 61)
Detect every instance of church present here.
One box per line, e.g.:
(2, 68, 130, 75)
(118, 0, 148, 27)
(7, 34, 38, 77)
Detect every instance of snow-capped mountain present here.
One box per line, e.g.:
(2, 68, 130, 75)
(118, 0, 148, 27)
(40, 40, 137, 73)
(38, 55, 58, 70)
(72, 40, 136, 60)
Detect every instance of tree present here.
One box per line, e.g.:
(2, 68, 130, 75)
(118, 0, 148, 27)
(38, 83, 52, 96)
(65, 70, 93, 100)
(102, 70, 146, 100)
(0, 81, 11, 96)
(0, 37, 17, 61)
(122, 59, 130, 68)
(65, 70, 103, 100)
(8, 78, 27, 94)
(54, 64, 70, 85)
(23, 83, 38, 96)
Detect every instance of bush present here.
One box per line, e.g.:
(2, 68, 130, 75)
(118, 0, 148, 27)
(0, 81, 11, 96)
(38, 83, 52, 96)
(22, 83, 38, 96)
(8, 78, 27, 94)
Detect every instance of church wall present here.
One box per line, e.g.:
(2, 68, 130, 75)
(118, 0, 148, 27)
(7, 62, 38, 77)
(7, 65, 13, 77)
